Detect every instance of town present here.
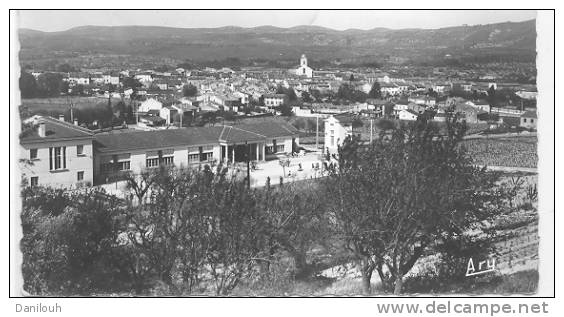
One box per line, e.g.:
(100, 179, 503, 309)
(19, 53, 537, 190)
(15, 12, 544, 299)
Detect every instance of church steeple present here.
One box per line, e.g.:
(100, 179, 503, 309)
(300, 54, 307, 67)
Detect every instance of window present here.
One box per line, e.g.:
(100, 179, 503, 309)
(276, 144, 285, 153)
(161, 156, 174, 165)
(201, 152, 213, 162)
(30, 149, 38, 160)
(199, 145, 214, 162)
(265, 146, 274, 155)
(49, 146, 66, 171)
(531, 119, 535, 123)
(119, 161, 131, 171)
(77, 171, 84, 181)
(30, 177, 38, 187)
(77, 145, 84, 156)
(188, 153, 200, 163)
(331, 136, 335, 146)
(146, 158, 160, 168)
(523, 118, 527, 123)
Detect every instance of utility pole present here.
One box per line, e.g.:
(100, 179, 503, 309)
(246, 141, 251, 189)
(315, 115, 319, 150)
(69, 100, 74, 123)
(370, 118, 373, 143)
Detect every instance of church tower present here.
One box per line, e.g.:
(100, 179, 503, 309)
(300, 54, 307, 67)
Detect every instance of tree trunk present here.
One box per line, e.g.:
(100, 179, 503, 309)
(359, 260, 374, 295)
(293, 251, 309, 279)
(393, 275, 403, 295)
(376, 266, 391, 292)
(361, 271, 372, 295)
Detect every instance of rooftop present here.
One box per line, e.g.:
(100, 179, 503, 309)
(521, 110, 537, 119)
(20, 117, 94, 144)
(94, 122, 298, 153)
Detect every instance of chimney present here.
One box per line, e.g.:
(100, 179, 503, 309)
(74, 119, 79, 126)
(38, 122, 46, 138)
(59, 114, 65, 122)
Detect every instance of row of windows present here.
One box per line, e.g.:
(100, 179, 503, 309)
(101, 161, 131, 173)
(29, 171, 84, 187)
(265, 99, 283, 105)
(188, 152, 213, 164)
(30, 145, 84, 161)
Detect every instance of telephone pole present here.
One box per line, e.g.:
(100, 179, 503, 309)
(370, 118, 373, 143)
(246, 141, 251, 189)
(315, 114, 319, 150)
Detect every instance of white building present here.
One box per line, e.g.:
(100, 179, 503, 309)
(324, 113, 358, 154)
(293, 54, 314, 78)
(263, 94, 287, 108)
(19, 116, 95, 188)
(138, 98, 163, 113)
(398, 109, 419, 121)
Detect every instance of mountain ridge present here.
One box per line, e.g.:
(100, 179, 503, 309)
(18, 19, 536, 64)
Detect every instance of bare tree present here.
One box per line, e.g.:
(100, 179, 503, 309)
(257, 181, 330, 278)
(326, 117, 506, 294)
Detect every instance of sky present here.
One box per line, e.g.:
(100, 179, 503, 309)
(16, 10, 537, 32)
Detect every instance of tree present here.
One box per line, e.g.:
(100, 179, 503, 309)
(257, 182, 331, 278)
(325, 117, 506, 294)
(286, 88, 298, 102)
(277, 104, 294, 117)
(337, 83, 367, 103)
(204, 171, 268, 295)
(36, 72, 66, 97)
(122, 76, 143, 90)
(301, 91, 313, 103)
(487, 85, 496, 107)
(368, 82, 382, 99)
(182, 84, 198, 97)
(19, 72, 38, 98)
(21, 186, 123, 295)
(309, 89, 322, 102)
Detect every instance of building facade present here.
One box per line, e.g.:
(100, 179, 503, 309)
(21, 117, 299, 188)
(324, 113, 357, 154)
(19, 117, 95, 188)
(293, 54, 314, 78)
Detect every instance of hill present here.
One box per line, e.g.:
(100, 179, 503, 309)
(18, 19, 536, 65)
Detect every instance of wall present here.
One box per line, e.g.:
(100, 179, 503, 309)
(324, 117, 350, 154)
(20, 139, 94, 188)
(94, 143, 222, 184)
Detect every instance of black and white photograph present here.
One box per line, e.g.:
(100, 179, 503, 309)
(7, 7, 557, 311)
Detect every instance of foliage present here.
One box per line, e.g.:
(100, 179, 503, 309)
(324, 117, 507, 294)
(336, 83, 367, 103)
(20, 72, 68, 98)
(368, 82, 382, 99)
(256, 182, 331, 278)
(182, 84, 198, 97)
(21, 186, 124, 295)
(19, 72, 38, 98)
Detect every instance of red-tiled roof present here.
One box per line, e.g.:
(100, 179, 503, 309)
(20, 116, 94, 144)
